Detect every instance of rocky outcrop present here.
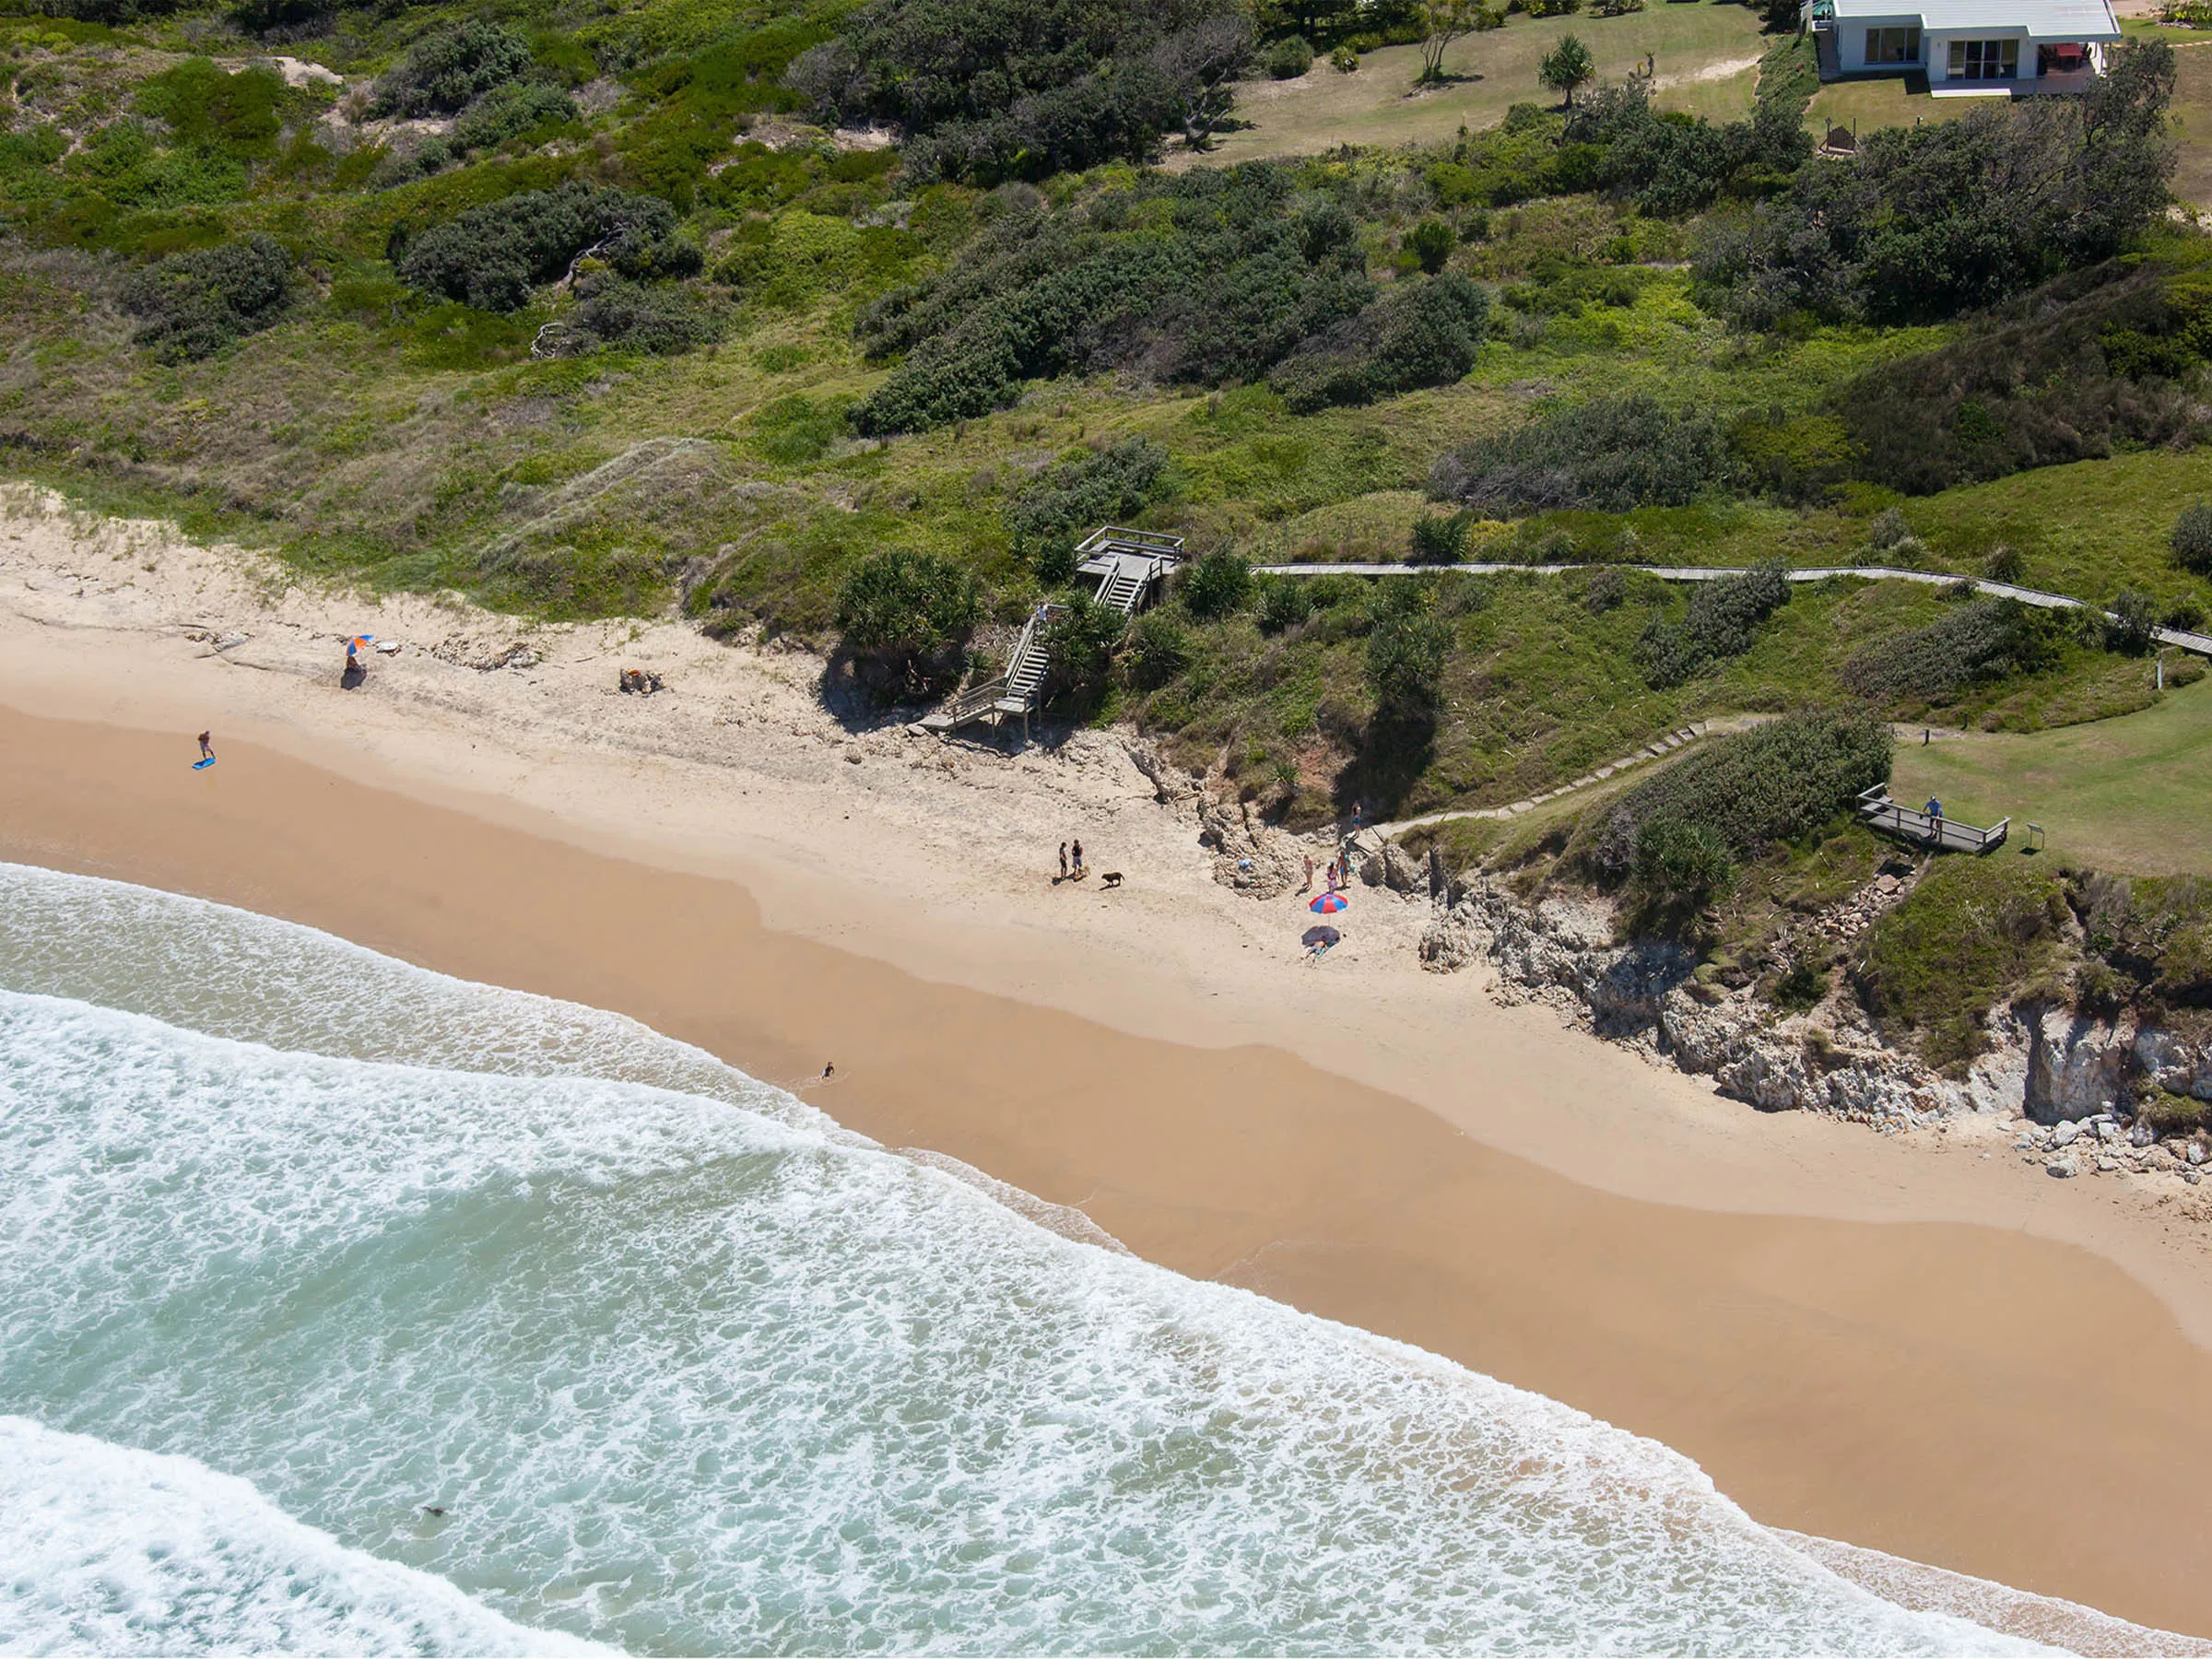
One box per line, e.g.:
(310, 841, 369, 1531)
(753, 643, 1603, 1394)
(2020, 1005, 2137, 1124)
(2134, 1026, 2212, 1101)
(1449, 888, 1962, 1130)
(1126, 742, 1303, 897)
(1418, 909, 1475, 973)
(1446, 880, 2212, 1157)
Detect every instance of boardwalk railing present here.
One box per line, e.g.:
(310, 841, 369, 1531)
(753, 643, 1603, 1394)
(1858, 783, 2008, 854)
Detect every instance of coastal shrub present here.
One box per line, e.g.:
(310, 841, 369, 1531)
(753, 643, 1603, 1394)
(1268, 274, 1490, 412)
(1582, 564, 1627, 612)
(1632, 818, 1732, 912)
(1265, 35, 1314, 77)
(1582, 707, 1892, 886)
(2172, 500, 2212, 576)
(1406, 218, 1453, 274)
(120, 233, 292, 361)
(1854, 857, 2068, 1071)
(1364, 581, 1448, 725)
(1181, 548, 1253, 619)
(2070, 872, 2212, 1007)
(1041, 590, 1127, 712)
(2103, 587, 2159, 653)
(1430, 394, 1727, 516)
(372, 21, 535, 118)
(133, 59, 284, 161)
(1126, 608, 1193, 689)
(1003, 439, 1171, 579)
(852, 165, 1373, 431)
(833, 547, 981, 698)
(398, 184, 688, 312)
(1564, 76, 1808, 218)
(791, 0, 1252, 181)
(1840, 597, 2066, 704)
(1636, 560, 1788, 688)
(1407, 510, 1472, 565)
(569, 281, 723, 355)
(1695, 41, 2177, 331)
(452, 83, 581, 154)
(1255, 578, 1314, 633)
(1830, 265, 2208, 496)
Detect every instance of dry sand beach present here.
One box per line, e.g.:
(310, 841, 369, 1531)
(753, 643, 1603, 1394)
(6, 487, 2212, 1643)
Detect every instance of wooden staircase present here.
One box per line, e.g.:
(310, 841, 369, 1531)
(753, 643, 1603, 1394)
(1097, 565, 1147, 616)
(920, 604, 1055, 735)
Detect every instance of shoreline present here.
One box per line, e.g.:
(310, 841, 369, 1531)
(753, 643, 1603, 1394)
(8, 497, 2212, 1635)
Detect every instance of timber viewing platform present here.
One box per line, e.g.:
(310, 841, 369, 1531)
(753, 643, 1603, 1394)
(1858, 782, 2009, 854)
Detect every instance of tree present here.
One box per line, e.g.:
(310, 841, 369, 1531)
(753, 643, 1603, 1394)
(1538, 33, 1594, 107)
(1406, 218, 1453, 274)
(1154, 16, 1256, 150)
(1041, 592, 1127, 712)
(2103, 587, 2159, 654)
(2171, 500, 2212, 576)
(1634, 818, 1733, 909)
(1364, 582, 1449, 725)
(1417, 0, 1500, 85)
(834, 548, 981, 698)
(1181, 548, 1253, 618)
(1407, 511, 1471, 564)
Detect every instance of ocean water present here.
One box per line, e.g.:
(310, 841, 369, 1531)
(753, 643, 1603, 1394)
(0, 863, 2044, 1655)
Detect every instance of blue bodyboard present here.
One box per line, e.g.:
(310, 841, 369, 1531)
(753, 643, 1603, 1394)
(192, 757, 217, 771)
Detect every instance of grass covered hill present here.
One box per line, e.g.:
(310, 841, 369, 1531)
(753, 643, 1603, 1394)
(0, 0, 2208, 830)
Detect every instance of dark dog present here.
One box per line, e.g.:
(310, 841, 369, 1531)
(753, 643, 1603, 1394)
(1100, 871, 1124, 888)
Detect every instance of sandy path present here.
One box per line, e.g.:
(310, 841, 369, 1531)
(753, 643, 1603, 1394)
(6, 490, 2212, 1635)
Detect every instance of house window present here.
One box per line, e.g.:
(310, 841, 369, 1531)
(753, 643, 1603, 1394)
(1947, 37, 2018, 79)
(1865, 26, 1921, 63)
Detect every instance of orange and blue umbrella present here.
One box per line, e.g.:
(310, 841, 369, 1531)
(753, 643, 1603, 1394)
(347, 634, 374, 657)
(1309, 890, 1347, 913)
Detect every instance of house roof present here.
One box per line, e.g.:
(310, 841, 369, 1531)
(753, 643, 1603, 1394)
(1827, 0, 2120, 33)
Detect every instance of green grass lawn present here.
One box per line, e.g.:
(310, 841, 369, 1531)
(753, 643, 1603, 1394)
(1197, 3, 1769, 163)
(1803, 74, 1980, 140)
(1888, 670, 2212, 876)
(2168, 39, 2212, 207)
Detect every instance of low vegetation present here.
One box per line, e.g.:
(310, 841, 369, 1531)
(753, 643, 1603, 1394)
(0, 0, 2202, 844)
(1854, 857, 2070, 1071)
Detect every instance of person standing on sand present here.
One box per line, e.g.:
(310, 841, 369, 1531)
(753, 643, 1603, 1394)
(1059, 842, 1068, 881)
(1072, 839, 1085, 877)
(1301, 853, 1314, 894)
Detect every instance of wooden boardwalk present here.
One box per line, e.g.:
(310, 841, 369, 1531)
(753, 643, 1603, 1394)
(1249, 562, 2212, 660)
(1857, 783, 2008, 854)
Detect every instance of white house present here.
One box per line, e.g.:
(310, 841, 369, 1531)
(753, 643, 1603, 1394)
(1806, 0, 2122, 92)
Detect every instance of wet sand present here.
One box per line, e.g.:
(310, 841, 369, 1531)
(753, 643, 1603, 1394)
(8, 708, 2212, 1641)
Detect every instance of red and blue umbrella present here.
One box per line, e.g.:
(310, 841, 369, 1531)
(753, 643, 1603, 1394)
(1309, 890, 1347, 913)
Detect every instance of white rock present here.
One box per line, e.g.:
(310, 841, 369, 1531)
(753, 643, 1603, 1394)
(2050, 1120, 2082, 1149)
(2046, 1155, 2080, 1179)
(2095, 1156, 2119, 1173)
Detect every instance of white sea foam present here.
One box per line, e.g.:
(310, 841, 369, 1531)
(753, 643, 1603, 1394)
(0, 1416, 606, 1656)
(0, 864, 2057, 1654)
(0, 860, 838, 1134)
